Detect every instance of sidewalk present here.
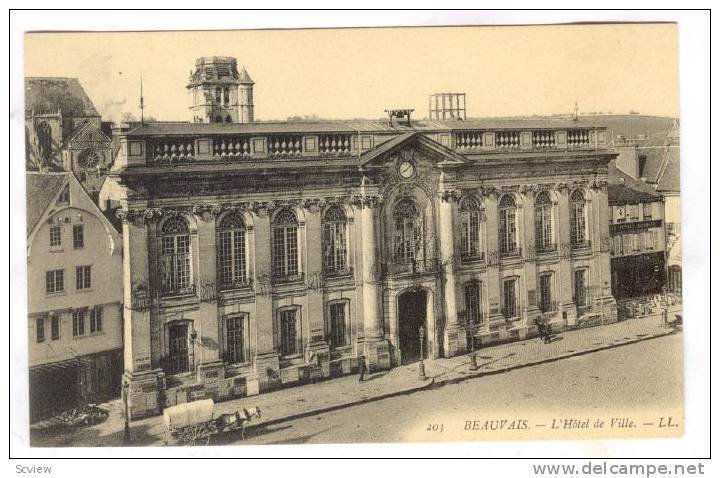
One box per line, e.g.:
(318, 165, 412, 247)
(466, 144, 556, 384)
(29, 315, 675, 447)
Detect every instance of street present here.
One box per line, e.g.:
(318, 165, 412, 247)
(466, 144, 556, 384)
(219, 333, 683, 445)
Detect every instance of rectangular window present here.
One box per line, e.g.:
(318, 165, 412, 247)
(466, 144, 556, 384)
(36, 317, 45, 343)
(273, 226, 299, 278)
(168, 322, 190, 374)
(45, 269, 64, 294)
(538, 274, 554, 313)
(279, 309, 299, 356)
(631, 234, 639, 252)
(629, 204, 639, 221)
(461, 211, 481, 258)
(499, 209, 517, 254)
(643, 202, 653, 220)
(72, 309, 86, 337)
(613, 235, 623, 256)
(502, 279, 517, 318)
(90, 306, 103, 333)
(623, 234, 632, 254)
(51, 315, 60, 340)
(464, 282, 483, 324)
(49, 225, 62, 247)
(225, 315, 247, 364)
(73, 224, 84, 249)
(328, 302, 348, 348)
(574, 269, 588, 306)
(76, 265, 92, 290)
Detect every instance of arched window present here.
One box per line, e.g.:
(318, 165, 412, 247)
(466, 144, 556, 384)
(498, 195, 517, 255)
(160, 217, 193, 296)
(534, 191, 554, 252)
(570, 190, 588, 247)
(323, 206, 348, 275)
(459, 197, 483, 260)
(272, 209, 299, 280)
(223, 87, 230, 105)
(393, 198, 423, 264)
(215, 87, 222, 104)
(217, 213, 247, 289)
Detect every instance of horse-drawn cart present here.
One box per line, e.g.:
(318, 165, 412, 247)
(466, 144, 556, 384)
(163, 399, 261, 446)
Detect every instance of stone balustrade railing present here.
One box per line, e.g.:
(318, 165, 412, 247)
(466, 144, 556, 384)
(136, 128, 605, 165)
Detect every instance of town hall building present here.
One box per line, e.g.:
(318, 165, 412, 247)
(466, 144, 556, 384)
(102, 57, 618, 419)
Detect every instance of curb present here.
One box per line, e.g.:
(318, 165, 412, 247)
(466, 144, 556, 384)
(433, 328, 676, 388)
(243, 376, 435, 434)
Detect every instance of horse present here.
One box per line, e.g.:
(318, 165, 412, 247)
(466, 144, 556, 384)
(215, 406, 262, 440)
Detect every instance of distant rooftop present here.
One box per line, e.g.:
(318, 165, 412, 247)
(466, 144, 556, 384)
(25, 77, 99, 118)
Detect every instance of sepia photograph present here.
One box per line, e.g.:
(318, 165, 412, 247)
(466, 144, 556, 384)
(8, 10, 710, 469)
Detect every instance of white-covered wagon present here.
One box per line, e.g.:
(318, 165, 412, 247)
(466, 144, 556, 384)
(163, 399, 262, 445)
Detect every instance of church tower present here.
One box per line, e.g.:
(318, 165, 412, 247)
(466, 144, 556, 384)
(187, 56, 254, 124)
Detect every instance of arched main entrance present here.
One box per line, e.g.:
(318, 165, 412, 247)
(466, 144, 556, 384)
(398, 288, 428, 364)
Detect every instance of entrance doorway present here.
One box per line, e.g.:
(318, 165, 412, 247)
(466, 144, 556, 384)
(398, 288, 427, 364)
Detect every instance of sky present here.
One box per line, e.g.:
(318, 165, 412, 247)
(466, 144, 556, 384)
(24, 24, 679, 124)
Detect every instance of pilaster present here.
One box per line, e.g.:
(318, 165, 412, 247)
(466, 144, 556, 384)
(438, 191, 465, 357)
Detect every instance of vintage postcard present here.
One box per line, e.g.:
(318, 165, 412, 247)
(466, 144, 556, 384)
(20, 21, 684, 448)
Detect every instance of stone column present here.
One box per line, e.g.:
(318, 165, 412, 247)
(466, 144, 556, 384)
(303, 201, 330, 378)
(119, 206, 164, 419)
(359, 196, 390, 371)
(249, 206, 279, 394)
(194, 208, 224, 386)
(556, 187, 577, 326)
(521, 191, 540, 331)
(438, 191, 465, 357)
(483, 191, 504, 324)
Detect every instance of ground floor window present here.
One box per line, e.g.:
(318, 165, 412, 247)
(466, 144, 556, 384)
(464, 282, 483, 325)
(502, 278, 518, 319)
(327, 302, 349, 348)
(50, 315, 60, 340)
(224, 315, 248, 364)
(279, 309, 301, 357)
(36, 317, 45, 343)
(538, 273, 555, 312)
(574, 268, 589, 306)
(168, 322, 191, 374)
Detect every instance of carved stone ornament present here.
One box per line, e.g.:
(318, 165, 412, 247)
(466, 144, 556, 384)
(438, 189, 461, 202)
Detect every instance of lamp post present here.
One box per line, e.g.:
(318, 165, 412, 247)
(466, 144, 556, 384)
(122, 380, 130, 445)
(468, 322, 478, 371)
(190, 328, 200, 373)
(418, 326, 427, 381)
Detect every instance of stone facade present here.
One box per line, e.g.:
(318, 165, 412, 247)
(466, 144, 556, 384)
(103, 119, 618, 420)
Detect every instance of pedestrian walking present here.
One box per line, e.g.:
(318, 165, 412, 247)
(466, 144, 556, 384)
(535, 317, 546, 343)
(542, 317, 552, 344)
(358, 355, 367, 382)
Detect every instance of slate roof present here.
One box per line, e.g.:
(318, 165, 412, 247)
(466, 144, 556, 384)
(608, 162, 663, 206)
(238, 68, 254, 85)
(655, 147, 680, 194)
(25, 172, 69, 236)
(25, 77, 99, 118)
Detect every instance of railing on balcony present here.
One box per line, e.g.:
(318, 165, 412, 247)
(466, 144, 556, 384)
(461, 251, 486, 263)
(535, 243, 557, 254)
(213, 137, 251, 159)
(382, 257, 439, 276)
(455, 131, 484, 152)
(532, 130, 556, 148)
(271, 272, 305, 285)
(495, 131, 521, 148)
(571, 240, 592, 250)
(567, 129, 591, 146)
(318, 134, 353, 156)
(323, 266, 354, 279)
(218, 277, 253, 291)
(151, 140, 195, 163)
(267, 135, 303, 158)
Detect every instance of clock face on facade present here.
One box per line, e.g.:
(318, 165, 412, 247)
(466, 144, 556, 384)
(398, 161, 416, 179)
